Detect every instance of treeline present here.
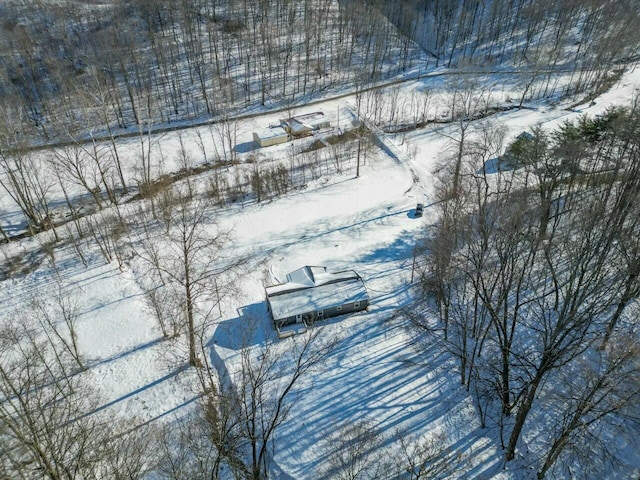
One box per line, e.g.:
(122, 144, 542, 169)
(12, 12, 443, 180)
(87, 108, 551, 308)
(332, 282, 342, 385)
(385, 0, 640, 95)
(0, 112, 369, 240)
(420, 104, 640, 477)
(0, 0, 418, 145)
(3, 0, 639, 148)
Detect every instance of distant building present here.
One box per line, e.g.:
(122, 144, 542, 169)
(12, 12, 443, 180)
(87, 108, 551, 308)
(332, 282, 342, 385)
(266, 266, 369, 331)
(253, 112, 330, 148)
(283, 112, 331, 137)
(253, 126, 288, 147)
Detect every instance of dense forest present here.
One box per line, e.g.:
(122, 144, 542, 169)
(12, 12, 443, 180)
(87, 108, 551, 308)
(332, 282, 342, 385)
(0, 0, 638, 146)
(421, 105, 640, 478)
(0, 0, 420, 144)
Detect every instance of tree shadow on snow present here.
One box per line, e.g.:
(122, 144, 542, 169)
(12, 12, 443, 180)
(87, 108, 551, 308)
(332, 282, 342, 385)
(79, 364, 190, 421)
(209, 301, 275, 351)
(479, 156, 516, 174)
(356, 230, 419, 266)
(207, 302, 276, 392)
(89, 337, 166, 368)
(275, 316, 454, 475)
(234, 141, 260, 154)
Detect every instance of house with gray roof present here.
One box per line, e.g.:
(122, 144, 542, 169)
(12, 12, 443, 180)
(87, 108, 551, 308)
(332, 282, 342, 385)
(266, 266, 369, 332)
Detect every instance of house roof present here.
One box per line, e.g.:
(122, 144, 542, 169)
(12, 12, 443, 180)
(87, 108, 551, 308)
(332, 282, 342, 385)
(293, 111, 328, 127)
(266, 266, 368, 321)
(285, 112, 329, 134)
(254, 126, 287, 140)
(288, 119, 312, 134)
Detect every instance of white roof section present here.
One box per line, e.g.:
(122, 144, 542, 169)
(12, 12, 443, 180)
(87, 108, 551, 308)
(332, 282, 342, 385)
(286, 112, 329, 134)
(266, 266, 368, 321)
(289, 119, 311, 135)
(254, 126, 287, 140)
(293, 111, 327, 127)
(285, 265, 327, 286)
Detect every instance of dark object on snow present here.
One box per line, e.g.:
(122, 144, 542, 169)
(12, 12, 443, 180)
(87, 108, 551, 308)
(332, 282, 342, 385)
(415, 203, 424, 218)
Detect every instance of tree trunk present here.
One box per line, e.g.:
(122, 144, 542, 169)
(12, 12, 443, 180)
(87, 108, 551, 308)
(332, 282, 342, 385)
(537, 420, 574, 479)
(506, 367, 545, 461)
(600, 271, 637, 349)
(501, 345, 511, 415)
(184, 246, 198, 367)
(0, 223, 9, 242)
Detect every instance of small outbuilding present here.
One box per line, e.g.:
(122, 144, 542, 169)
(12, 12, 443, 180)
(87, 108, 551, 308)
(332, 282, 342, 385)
(253, 126, 289, 148)
(266, 266, 369, 331)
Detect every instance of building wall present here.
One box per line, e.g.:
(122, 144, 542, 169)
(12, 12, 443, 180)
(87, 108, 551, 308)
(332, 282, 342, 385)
(274, 299, 368, 328)
(314, 120, 331, 130)
(266, 134, 288, 147)
(253, 132, 288, 147)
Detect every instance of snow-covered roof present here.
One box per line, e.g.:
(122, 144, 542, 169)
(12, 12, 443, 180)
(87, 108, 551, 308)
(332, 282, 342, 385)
(288, 119, 312, 135)
(286, 265, 354, 286)
(285, 265, 322, 287)
(285, 112, 329, 134)
(293, 111, 328, 127)
(254, 126, 287, 140)
(266, 266, 368, 320)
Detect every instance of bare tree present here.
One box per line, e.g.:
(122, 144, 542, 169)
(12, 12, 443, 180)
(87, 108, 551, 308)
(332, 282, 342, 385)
(155, 383, 250, 480)
(51, 143, 105, 209)
(0, 323, 97, 479)
(75, 77, 129, 194)
(155, 320, 336, 480)
(537, 336, 640, 479)
(422, 120, 507, 392)
(0, 222, 9, 243)
(212, 105, 239, 164)
(94, 424, 158, 480)
(155, 404, 242, 480)
(393, 430, 462, 480)
(31, 278, 85, 371)
(84, 208, 128, 266)
(0, 149, 56, 235)
(233, 327, 337, 479)
(438, 75, 491, 198)
(140, 283, 183, 339)
(135, 182, 230, 367)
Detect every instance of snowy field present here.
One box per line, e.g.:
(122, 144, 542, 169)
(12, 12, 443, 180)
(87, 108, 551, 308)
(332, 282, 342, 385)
(1, 63, 639, 478)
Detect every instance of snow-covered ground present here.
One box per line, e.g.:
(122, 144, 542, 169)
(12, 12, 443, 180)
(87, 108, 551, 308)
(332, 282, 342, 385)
(1, 63, 639, 478)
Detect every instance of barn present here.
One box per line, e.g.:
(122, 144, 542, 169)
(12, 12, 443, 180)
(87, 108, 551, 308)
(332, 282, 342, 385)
(266, 266, 369, 331)
(253, 126, 289, 147)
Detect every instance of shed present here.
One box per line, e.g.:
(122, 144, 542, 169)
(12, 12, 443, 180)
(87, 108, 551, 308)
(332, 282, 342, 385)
(253, 126, 288, 147)
(266, 266, 369, 330)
